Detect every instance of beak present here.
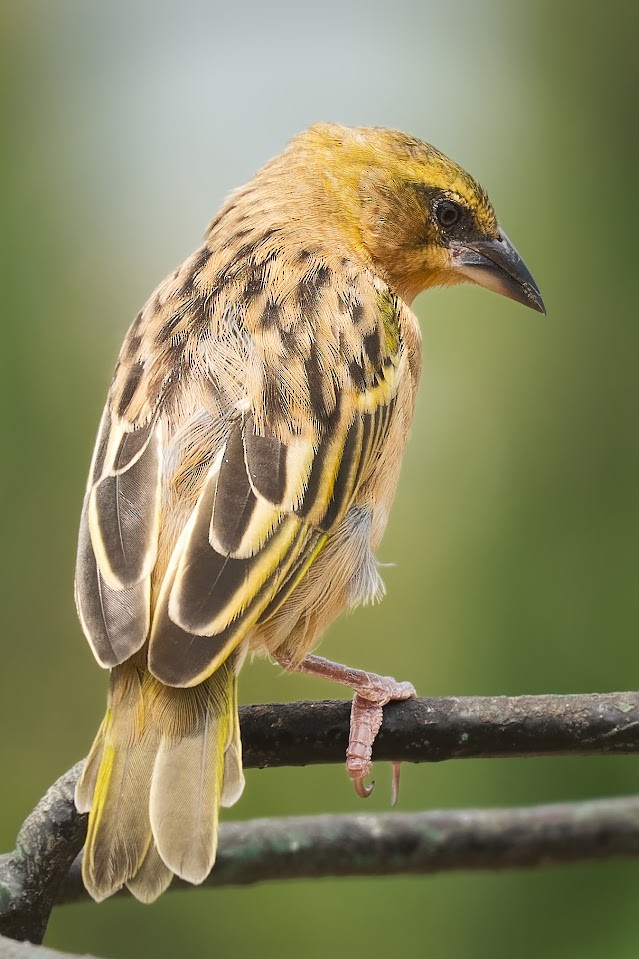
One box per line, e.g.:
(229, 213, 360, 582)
(449, 229, 546, 314)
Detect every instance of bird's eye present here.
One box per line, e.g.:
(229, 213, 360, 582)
(436, 200, 461, 228)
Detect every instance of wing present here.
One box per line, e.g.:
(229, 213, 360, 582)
(76, 236, 405, 685)
(147, 260, 405, 688)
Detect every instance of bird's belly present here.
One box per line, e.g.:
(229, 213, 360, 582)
(250, 501, 386, 662)
(250, 379, 414, 662)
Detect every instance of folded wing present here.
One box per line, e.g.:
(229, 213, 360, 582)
(76, 260, 403, 688)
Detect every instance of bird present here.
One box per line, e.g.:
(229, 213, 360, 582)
(74, 122, 544, 903)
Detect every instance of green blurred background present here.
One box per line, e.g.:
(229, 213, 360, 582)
(2, 1, 638, 956)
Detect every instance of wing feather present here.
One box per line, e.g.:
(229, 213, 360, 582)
(75, 409, 162, 667)
(75, 502, 151, 667)
(242, 413, 314, 510)
(149, 422, 320, 686)
(209, 422, 285, 559)
(88, 423, 161, 589)
(149, 388, 395, 687)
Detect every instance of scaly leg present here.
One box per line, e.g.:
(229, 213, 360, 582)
(275, 653, 416, 803)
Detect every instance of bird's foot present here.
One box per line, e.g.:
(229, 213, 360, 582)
(346, 675, 416, 802)
(275, 652, 416, 803)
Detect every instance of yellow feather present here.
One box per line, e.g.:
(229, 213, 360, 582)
(125, 841, 173, 904)
(75, 714, 107, 814)
(82, 666, 156, 902)
(148, 662, 238, 883)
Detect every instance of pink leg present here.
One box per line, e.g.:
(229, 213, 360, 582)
(275, 653, 416, 802)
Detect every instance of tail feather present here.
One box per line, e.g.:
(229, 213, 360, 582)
(126, 841, 173, 903)
(149, 717, 226, 883)
(78, 653, 244, 901)
(221, 674, 245, 808)
(75, 715, 107, 814)
(148, 657, 240, 884)
(81, 664, 157, 902)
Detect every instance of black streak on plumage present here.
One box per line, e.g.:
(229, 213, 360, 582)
(348, 360, 368, 393)
(212, 424, 259, 554)
(322, 417, 362, 531)
(181, 247, 213, 298)
(126, 334, 143, 360)
(190, 293, 212, 335)
(304, 341, 332, 422)
(117, 361, 145, 418)
(297, 265, 332, 312)
(243, 263, 266, 303)
(362, 328, 382, 368)
(260, 300, 280, 330)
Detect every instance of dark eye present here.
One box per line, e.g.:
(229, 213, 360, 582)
(436, 200, 461, 228)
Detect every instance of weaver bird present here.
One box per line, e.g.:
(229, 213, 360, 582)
(74, 123, 544, 902)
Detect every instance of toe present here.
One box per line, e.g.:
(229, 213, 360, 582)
(391, 761, 402, 806)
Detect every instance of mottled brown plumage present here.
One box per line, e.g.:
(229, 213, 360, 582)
(75, 123, 543, 902)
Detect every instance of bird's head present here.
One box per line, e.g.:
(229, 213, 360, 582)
(287, 124, 544, 311)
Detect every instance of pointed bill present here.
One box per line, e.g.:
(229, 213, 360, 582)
(450, 229, 545, 314)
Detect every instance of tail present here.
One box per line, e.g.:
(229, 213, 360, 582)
(76, 654, 244, 903)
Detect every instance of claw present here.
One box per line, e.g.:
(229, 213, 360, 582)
(274, 652, 416, 806)
(353, 777, 375, 799)
(391, 761, 401, 807)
